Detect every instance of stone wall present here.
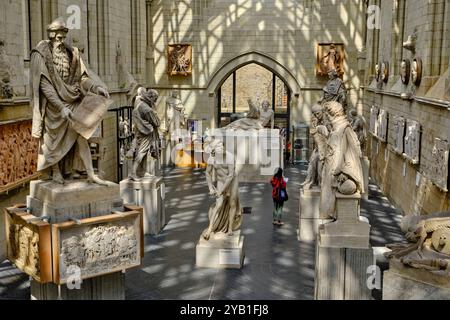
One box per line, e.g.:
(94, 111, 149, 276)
(149, 0, 366, 128)
(363, 0, 450, 215)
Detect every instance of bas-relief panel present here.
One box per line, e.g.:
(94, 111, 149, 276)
(392, 115, 405, 154)
(0, 120, 39, 191)
(167, 44, 192, 76)
(369, 106, 379, 136)
(54, 212, 142, 284)
(403, 120, 421, 165)
(377, 109, 388, 142)
(425, 138, 449, 192)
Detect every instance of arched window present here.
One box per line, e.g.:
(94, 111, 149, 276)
(217, 63, 290, 132)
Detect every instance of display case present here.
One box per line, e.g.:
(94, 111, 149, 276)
(292, 123, 309, 164)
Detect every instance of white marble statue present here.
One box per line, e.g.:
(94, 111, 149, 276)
(302, 103, 329, 189)
(320, 101, 364, 219)
(166, 90, 186, 139)
(202, 137, 243, 240)
(126, 88, 161, 179)
(223, 98, 264, 130)
(30, 18, 112, 185)
(260, 100, 274, 129)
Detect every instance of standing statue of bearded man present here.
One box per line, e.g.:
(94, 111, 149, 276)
(31, 18, 111, 185)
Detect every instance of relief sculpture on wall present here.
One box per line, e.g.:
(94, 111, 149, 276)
(369, 106, 379, 137)
(54, 212, 142, 284)
(0, 121, 39, 191)
(316, 43, 344, 77)
(168, 44, 192, 76)
(425, 138, 449, 192)
(403, 120, 421, 165)
(377, 109, 388, 142)
(392, 115, 406, 154)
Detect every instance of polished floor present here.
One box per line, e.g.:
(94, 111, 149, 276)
(0, 165, 405, 300)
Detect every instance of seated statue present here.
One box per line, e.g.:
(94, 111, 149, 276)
(385, 212, 450, 272)
(319, 101, 364, 219)
(259, 100, 274, 129)
(202, 137, 243, 240)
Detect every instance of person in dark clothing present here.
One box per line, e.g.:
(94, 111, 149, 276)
(270, 168, 287, 226)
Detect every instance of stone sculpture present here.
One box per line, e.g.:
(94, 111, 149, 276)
(166, 90, 186, 138)
(319, 101, 364, 218)
(202, 137, 243, 240)
(30, 18, 112, 185)
(321, 69, 347, 110)
(393, 115, 406, 154)
(377, 109, 388, 142)
(60, 223, 138, 280)
(223, 98, 264, 131)
(369, 106, 379, 136)
(0, 121, 38, 188)
(426, 138, 449, 192)
(0, 40, 13, 99)
(9, 224, 40, 275)
(381, 61, 389, 83)
(302, 104, 329, 189)
(403, 120, 420, 164)
(260, 100, 274, 129)
(126, 88, 161, 179)
(168, 44, 192, 76)
(411, 58, 422, 86)
(318, 43, 343, 76)
(400, 59, 411, 85)
(349, 109, 367, 151)
(386, 212, 450, 272)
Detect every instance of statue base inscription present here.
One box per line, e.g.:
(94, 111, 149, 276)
(120, 176, 166, 235)
(383, 259, 450, 300)
(298, 187, 331, 242)
(196, 231, 244, 269)
(319, 193, 371, 249)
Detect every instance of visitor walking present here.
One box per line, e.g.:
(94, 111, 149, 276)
(270, 168, 288, 226)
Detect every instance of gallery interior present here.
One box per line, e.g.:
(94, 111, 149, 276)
(0, 0, 449, 301)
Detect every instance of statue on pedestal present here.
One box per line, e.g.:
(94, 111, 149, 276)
(126, 88, 161, 179)
(31, 18, 112, 185)
(320, 101, 364, 219)
(260, 100, 274, 129)
(202, 137, 243, 240)
(223, 98, 264, 131)
(165, 90, 186, 139)
(302, 104, 329, 189)
(321, 69, 347, 110)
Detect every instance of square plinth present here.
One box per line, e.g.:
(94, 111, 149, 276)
(196, 231, 244, 269)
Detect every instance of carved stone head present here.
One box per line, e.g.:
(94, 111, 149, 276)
(47, 18, 69, 48)
(261, 100, 270, 110)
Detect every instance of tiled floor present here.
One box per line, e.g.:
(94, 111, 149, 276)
(0, 165, 405, 300)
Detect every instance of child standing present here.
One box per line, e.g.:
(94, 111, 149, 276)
(271, 168, 287, 226)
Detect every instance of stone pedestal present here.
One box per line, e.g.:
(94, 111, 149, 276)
(362, 157, 370, 200)
(383, 259, 450, 300)
(120, 176, 165, 235)
(26, 180, 130, 300)
(298, 187, 331, 242)
(319, 193, 371, 249)
(314, 192, 374, 300)
(314, 244, 374, 300)
(31, 271, 125, 300)
(196, 231, 245, 269)
(26, 180, 124, 222)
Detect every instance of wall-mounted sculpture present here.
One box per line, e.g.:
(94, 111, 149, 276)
(400, 59, 411, 85)
(369, 106, 379, 136)
(403, 120, 421, 164)
(167, 44, 192, 76)
(377, 109, 388, 142)
(316, 43, 344, 77)
(425, 138, 449, 192)
(375, 63, 381, 82)
(0, 40, 14, 99)
(0, 121, 39, 191)
(392, 115, 406, 154)
(411, 58, 422, 86)
(381, 61, 389, 83)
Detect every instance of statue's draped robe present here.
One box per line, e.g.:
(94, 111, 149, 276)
(132, 100, 161, 165)
(320, 118, 364, 218)
(206, 163, 243, 235)
(31, 40, 101, 171)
